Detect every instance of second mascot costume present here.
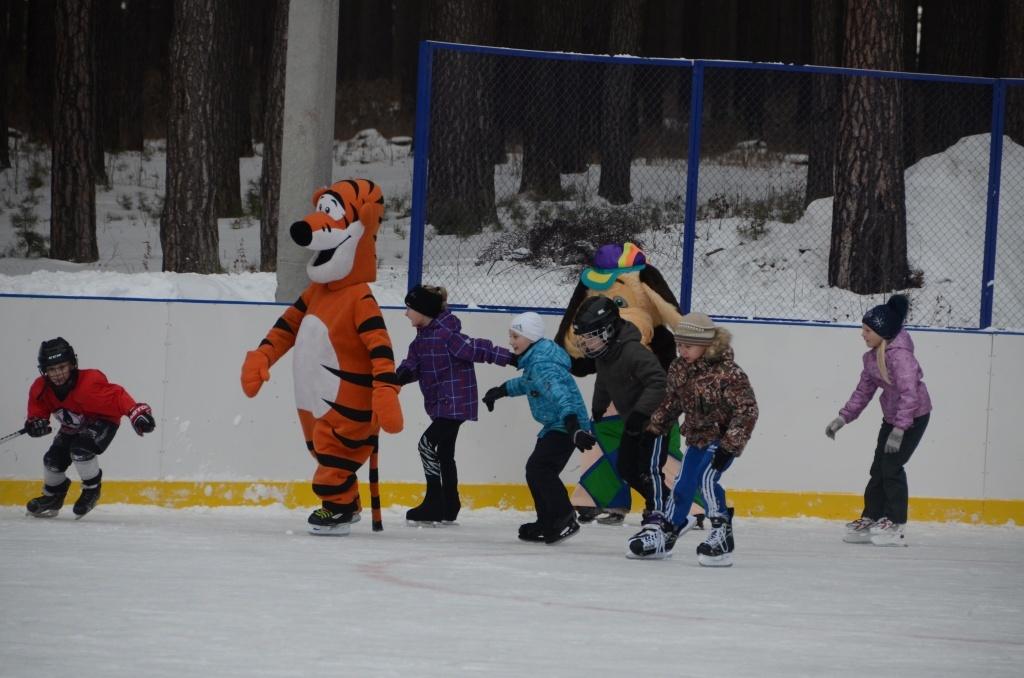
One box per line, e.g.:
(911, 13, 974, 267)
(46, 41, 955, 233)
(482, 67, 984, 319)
(241, 179, 403, 535)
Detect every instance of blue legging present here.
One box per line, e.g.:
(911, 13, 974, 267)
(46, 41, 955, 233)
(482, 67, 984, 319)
(664, 442, 733, 527)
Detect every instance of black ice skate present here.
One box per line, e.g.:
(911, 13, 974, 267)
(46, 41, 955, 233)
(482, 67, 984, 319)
(26, 479, 71, 518)
(696, 514, 734, 567)
(307, 507, 357, 536)
(544, 513, 581, 545)
(518, 521, 545, 542)
(73, 471, 102, 519)
(626, 512, 674, 560)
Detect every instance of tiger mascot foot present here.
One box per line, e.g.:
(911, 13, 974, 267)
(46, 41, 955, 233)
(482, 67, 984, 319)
(307, 507, 360, 536)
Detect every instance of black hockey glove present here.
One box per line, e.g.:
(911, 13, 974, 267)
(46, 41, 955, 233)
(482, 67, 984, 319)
(564, 414, 596, 452)
(711, 445, 732, 471)
(482, 385, 508, 413)
(25, 418, 53, 438)
(128, 403, 156, 436)
(396, 368, 416, 386)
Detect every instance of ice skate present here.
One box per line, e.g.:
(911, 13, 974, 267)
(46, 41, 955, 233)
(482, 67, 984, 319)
(576, 507, 600, 524)
(696, 514, 733, 567)
(307, 507, 356, 535)
(843, 517, 876, 544)
(595, 509, 626, 526)
(869, 517, 907, 547)
(73, 472, 102, 519)
(663, 513, 703, 552)
(626, 512, 673, 560)
(25, 479, 71, 519)
(518, 521, 545, 543)
(544, 513, 581, 544)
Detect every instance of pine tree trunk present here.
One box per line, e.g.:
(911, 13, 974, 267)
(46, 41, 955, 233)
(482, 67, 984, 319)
(829, 0, 908, 294)
(259, 0, 288, 273)
(97, 0, 144, 152)
(26, 0, 55, 144)
(598, 0, 644, 205)
(161, 0, 221, 273)
(1001, 0, 1024, 145)
(0, 0, 11, 169)
(805, 0, 842, 207)
(425, 0, 498, 235)
(51, 0, 98, 263)
(213, 0, 243, 218)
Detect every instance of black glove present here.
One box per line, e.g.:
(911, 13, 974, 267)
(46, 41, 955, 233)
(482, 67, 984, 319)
(564, 414, 597, 451)
(711, 446, 732, 471)
(482, 384, 507, 413)
(396, 368, 415, 386)
(508, 353, 519, 368)
(623, 411, 649, 437)
(128, 403, 156, 436)
(25, 418, 52, 438)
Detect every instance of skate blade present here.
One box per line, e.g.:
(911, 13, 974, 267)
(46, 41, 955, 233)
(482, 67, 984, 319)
(73, 511, 92, 521)
(307, 523, 352, 536)
(870, 535, 907, 547)
(625, 549, 672, 560)
(26, 509, 59, 519)
(406, 519, 445, 528)
(843, 533, 873, 544)
(697, 552, 734, 567)
(596, 513, 626, 526)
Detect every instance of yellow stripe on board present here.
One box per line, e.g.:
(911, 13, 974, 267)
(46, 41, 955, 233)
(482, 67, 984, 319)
(0, 480, 1020, 525)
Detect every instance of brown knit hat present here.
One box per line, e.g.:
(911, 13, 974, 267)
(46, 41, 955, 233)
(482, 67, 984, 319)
(673, 312, 717, 346)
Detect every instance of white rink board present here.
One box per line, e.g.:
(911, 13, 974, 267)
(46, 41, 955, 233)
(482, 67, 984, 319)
(1, 295, 1022, 501)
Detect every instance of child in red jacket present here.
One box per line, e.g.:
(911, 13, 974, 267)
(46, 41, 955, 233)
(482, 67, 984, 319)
(24, 338, 156, 519)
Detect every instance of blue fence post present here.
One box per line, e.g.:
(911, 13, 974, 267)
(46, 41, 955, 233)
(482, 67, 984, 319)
(979, 80, 1007, 329)
(680, 61, 706, 314)
(407, 41, 435, 292)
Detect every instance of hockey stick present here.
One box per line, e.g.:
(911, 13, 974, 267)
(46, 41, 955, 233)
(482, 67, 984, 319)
(0, 428, 27, 446)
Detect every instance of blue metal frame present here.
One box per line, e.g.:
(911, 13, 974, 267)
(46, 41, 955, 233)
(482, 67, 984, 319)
(680, 62, 705, 314)
(407, 41, 435, 292)
(979, 81, 1008, 329)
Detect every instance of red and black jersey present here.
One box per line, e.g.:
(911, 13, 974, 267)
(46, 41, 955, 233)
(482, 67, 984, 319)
(27, 369, 138, 428)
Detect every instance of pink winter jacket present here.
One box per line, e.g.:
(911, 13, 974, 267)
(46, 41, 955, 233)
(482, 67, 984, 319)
(839, 330, 932, 431)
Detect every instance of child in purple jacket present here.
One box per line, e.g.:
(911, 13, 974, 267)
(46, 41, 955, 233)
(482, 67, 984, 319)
(825, 294, 931, 547)
(397, 285, 514, 525)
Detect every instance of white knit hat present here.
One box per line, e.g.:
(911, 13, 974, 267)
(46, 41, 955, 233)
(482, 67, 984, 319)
(673, 312, 716, 346)
(510, 312, 545, 342)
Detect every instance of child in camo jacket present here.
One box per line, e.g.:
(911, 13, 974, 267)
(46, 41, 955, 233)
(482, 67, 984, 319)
(630, 313, 758, 566)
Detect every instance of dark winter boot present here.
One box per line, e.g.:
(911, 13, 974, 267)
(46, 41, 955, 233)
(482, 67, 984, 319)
(73, 470, 103, 519)
(307, 506, 357, 536)
(696, 513, 733, 567)
(406, 478, 445, 525)
(26, 478, 71, 518)
(544, 512, 581, 545)
(440, 469, 461, 524)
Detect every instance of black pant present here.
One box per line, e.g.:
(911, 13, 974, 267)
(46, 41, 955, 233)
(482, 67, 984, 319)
(617, 431, 669, 513)
(525, 430, 575, 532)
(413, 418, 463, 521)
(44, 420, 119, 471)
(863, 413, 930, 524)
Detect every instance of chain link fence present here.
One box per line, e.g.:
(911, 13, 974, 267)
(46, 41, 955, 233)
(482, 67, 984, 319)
(410, 42, 1024, 331)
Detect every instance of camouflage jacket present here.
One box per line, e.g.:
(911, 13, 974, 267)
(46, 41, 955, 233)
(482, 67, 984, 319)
(648, 338, 758, 456)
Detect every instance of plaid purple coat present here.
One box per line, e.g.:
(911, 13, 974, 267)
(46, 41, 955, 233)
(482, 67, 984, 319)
(398, 310, 513, 421)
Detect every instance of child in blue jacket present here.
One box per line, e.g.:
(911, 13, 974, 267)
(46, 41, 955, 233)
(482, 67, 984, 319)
(397, 285, 514, 525)
(482, 312, 596, 544)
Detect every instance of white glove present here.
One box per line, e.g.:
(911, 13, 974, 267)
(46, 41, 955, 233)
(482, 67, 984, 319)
(825, 417, 845, 440)
(885, 427, 904, 454)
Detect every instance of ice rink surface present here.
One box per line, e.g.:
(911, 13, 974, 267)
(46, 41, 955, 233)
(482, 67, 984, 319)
(1, 505, 1022, 678)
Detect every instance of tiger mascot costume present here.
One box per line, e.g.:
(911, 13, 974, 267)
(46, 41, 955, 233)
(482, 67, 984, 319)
(241, 178, 403, 535)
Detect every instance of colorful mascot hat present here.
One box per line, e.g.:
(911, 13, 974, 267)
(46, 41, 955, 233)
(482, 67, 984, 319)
(580, 242, 647, 290)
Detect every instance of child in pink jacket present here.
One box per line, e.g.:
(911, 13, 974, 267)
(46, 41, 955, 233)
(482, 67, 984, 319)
(825, 294, 931, 547)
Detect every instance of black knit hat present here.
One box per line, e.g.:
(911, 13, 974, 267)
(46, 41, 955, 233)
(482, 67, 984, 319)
(862, 294, 910, 340)
(405, 285, 444, 318)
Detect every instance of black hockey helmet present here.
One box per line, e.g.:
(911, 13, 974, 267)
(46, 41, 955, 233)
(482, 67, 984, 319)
(572, 296, 621, 358)
(38, 337, 78, 373)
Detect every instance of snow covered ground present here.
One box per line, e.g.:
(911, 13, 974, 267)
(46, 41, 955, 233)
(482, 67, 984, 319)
(1, 504, 1022, 678)
(1, 131, 1022, 328)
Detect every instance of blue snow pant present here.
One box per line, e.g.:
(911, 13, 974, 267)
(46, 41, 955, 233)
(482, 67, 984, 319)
(664, 442, 734, 528)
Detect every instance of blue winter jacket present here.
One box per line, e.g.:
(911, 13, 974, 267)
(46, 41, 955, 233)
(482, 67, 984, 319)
(504, 338, 591, 437)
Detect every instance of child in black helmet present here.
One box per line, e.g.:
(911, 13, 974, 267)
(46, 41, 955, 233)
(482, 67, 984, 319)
(24, 337, 157, 519)
(572, 296, 671, 528)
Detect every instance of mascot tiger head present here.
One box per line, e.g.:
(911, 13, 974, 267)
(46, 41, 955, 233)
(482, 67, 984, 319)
(554, 242, 684, 376)
(289, 178, 385, 285)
